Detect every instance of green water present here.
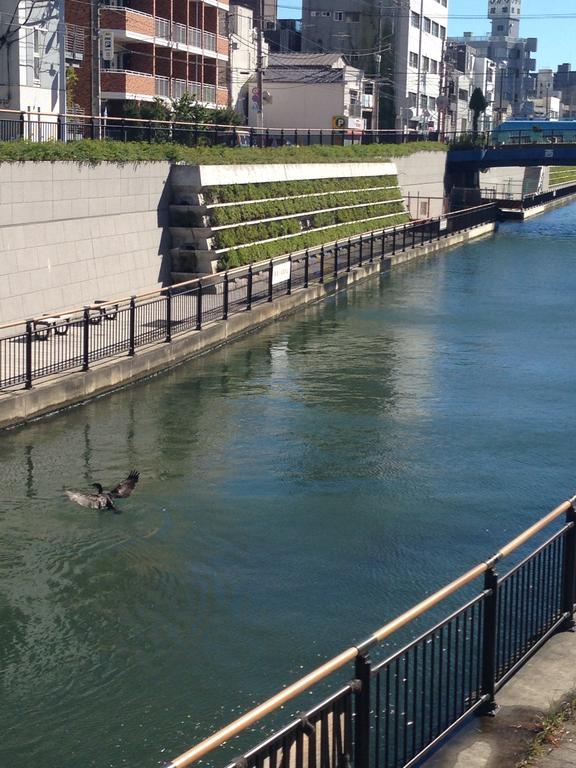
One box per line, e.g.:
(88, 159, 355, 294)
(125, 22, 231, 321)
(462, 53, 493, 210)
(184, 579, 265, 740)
(1, 205, 576, 767)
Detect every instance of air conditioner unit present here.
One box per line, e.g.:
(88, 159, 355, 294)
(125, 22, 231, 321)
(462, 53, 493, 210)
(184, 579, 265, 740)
(262, 90, 272, 102)
(265, 21, 276, 30)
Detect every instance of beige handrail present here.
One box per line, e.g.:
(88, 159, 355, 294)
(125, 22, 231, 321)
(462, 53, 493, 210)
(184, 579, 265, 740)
(166, 493, 575, 768)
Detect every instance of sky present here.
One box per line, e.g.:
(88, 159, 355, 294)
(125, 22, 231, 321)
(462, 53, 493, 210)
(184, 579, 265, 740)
(279, 0, 575, 72)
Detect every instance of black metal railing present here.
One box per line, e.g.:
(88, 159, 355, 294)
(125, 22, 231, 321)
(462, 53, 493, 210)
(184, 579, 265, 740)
(163, 498, 576, 768)
(0, 204, 498, 393)
(0, 108, 435, 148)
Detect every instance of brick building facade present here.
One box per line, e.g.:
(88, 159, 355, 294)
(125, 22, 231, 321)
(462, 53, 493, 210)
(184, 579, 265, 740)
(66, 0, 230, 117)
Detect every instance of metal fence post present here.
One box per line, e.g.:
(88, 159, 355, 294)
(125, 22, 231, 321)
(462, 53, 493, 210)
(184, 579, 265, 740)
(562, 503, 576, 630)
(347, 238, 352, 272)
(287, 255, 292, 295)
(320, 245, 325, 283)
(128, 297, 136, 356)
(369, 232, 374, 263)
(359, 234, 364, 266)
(304, 250, 310, 288)
(165, 289, 172, 342)
(392, 227, 397, 255)
(354, 651, 372, 768)
(82, 307, 90, 372)
(196, 281, 203, 329)
(334, 242, 339, 278)
(402, 224, 407, 251)
(223, 272, 229, 320)
(268, 260, 274, 301)
(25, 321, 33, 389)
(481, 565, 499, 715)
(247, 265, 253, 310)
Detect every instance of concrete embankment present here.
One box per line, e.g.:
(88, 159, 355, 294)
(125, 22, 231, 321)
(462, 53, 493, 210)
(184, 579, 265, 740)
(0, 222, 495, 431)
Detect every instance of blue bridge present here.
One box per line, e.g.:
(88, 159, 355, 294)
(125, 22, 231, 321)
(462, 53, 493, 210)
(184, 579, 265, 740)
(448, 143, 576, 171)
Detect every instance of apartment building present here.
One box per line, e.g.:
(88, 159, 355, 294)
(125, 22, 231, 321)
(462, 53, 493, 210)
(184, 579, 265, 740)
(0, 0, 66, 117)
(301, 0, 448, 132)
(444, 41, 496, 133)
(66, 0, 230, 117)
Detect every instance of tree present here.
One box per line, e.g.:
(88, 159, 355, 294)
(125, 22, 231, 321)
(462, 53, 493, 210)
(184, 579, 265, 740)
(469, 88, 488, 137)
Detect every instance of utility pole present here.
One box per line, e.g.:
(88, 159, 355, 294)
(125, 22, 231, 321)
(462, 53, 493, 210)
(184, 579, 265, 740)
(256, 0, 264, 130)
(415, 0, 424, 128)
(91, 0, 101, 120)
(373, 0, 384, 130)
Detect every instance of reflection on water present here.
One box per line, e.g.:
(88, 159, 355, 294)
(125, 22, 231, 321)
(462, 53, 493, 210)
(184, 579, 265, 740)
(1, 204, 576, 768)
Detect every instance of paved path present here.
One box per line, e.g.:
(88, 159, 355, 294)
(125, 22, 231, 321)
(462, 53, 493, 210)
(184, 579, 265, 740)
(424, 631, 576, 768)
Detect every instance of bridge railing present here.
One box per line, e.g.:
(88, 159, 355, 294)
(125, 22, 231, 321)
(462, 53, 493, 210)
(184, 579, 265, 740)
(165, 495, 576, 768)
(0, 108, 435, 148)
(0, 204, 497, 392)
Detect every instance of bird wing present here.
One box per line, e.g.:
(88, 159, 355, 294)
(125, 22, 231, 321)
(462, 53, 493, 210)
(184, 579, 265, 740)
(110, 470, 140, 498)
(65, 490, 101, 508)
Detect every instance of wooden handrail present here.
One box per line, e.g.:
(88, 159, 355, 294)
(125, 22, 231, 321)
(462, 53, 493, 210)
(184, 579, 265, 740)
(165, 492, 575, 768)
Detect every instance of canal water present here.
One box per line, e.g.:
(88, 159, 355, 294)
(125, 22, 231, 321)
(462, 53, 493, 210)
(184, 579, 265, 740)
(1, 204, 576, 768)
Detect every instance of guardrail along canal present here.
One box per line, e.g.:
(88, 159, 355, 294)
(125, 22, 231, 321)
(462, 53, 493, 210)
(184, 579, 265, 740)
(1, 204, 576, 768)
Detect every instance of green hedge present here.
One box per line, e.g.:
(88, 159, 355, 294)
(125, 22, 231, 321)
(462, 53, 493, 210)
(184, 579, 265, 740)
(0, 139, 446, 165)
(210, 186, 402, 226)
(215, 201, 405, 249)
(217, 213, 410, 269)
(205, 175, 400, 204)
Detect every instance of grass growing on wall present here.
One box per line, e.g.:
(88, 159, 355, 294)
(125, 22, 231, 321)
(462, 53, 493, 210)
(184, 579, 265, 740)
(210, 187, 402, 226)
(218, 212, 410, 269)
(0, 139, 447, 165)
(549, 167, 576, 187)
(204, 175, 401, 204)
(215, 201, 406, 250)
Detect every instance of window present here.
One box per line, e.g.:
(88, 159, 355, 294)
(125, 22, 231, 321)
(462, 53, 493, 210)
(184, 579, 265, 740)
(423, 17, 431, 33)
(422, 56, 430, 72)
(334, 10, 343, 21)
(458, 88, 469, 101)
(430, 59, 438, 74)
(420, 94, 427, 109)
(310, 10, 319, 16)
(428, 96, 436, 110)
(409, 51, 418, 68)
(321, 10, 331, 16)
(431, 21, 439, 37)
(411, 11, 420, 28)
(408, 92, 417, 107)
(33, 28, 41, 82)
(439, 25, 446, 39)
(345, 11, 359, 21)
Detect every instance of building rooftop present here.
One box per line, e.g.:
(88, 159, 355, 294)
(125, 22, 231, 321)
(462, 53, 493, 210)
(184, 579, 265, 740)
(263, 66, 344, 83)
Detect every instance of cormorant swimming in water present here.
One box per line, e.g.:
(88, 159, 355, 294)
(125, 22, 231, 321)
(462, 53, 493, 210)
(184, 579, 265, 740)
(65, 470, 140, 512)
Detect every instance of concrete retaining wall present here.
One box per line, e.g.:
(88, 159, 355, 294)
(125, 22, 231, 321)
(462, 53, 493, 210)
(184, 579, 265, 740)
(0, 162, 172, 324)
(0, 222, 495, 431)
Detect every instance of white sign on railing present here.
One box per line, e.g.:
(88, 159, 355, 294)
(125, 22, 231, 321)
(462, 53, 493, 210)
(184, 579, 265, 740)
(272, 261, 291, 285)
(439, 217, 448, 231)
(101, 31, 114, 61)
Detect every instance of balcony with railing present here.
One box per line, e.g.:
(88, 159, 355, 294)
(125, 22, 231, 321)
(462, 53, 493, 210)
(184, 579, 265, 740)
(155, 76, 216, 103)
(100, 4, 219, 55)
(101, 69, 156, 99)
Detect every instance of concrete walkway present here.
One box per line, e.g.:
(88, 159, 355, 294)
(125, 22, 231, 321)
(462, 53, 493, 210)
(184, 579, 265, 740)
(424, 631, 576, 768)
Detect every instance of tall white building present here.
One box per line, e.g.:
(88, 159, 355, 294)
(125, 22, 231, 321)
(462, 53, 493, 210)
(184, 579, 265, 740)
(301, 0, 448, 132)
(0, 0, 66, 121)
(395, 0, 448, 131)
